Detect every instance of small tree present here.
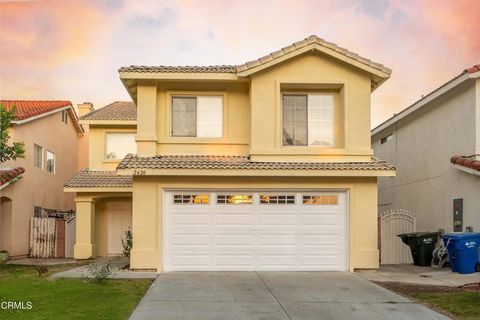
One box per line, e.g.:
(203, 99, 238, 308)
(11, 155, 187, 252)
(0, 104, 25, 163)
(121, 229, 133, 258)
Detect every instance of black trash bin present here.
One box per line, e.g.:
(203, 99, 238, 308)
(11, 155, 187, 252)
(397, 232, 440, 266)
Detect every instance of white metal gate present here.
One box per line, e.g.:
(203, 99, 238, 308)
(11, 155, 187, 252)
(65, 215, 76, 258)
(380, 209, 415, 264)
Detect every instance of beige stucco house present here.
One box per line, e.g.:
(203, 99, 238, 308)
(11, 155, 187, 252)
(372, 65, 480, 234)
(65, 36, 395, 272)
(0, 100, 89, 258)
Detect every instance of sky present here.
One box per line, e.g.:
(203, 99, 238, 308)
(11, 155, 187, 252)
(0, 0, 479, 128)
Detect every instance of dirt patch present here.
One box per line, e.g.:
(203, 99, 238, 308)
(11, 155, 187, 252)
(374, 281, 462, 295)
(461, 283, 480, 291)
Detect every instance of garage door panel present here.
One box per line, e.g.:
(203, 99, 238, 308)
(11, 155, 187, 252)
(258, 214, 297, 225)
(215, 213, 254, 225)
(215, 234, 254, 246)
(165, 191, 347, 271)
(172, 214, 210, 225)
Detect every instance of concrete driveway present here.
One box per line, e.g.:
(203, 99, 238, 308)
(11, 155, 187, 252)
(129, 272, 449, 320)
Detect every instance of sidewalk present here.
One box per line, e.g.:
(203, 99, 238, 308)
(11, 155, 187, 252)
(356, 264, 480, 287)
(51, 256, 157, 280)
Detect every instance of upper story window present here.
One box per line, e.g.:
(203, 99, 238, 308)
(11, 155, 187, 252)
(34, 144, 43, 169)
(46, 150, 55, 173)
(283, 94, 335, 147)
(380, 133, 394, 144)
(171, 96, 223, 138)
(61, 110, 68, 124)
(105, 133, 136, 160)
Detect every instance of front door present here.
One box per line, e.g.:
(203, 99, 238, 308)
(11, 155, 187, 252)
(107, 200, 132, 255)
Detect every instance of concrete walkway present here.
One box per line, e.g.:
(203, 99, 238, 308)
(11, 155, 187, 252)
(51, 257, 157, 280)
(129, 272, 449, 320)
(356, 264, 480, 287)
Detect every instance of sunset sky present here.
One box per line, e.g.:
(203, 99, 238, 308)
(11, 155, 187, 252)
(0, 0, 479, 127)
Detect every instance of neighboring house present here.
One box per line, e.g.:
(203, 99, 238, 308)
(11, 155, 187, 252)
(372, 65, 480, 235)
(65, 35, 395, 272)
(0, 100, 88, 258)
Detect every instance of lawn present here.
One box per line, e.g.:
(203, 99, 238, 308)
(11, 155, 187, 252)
(377, 281, 480, 320)
(0, 263, 152, 320)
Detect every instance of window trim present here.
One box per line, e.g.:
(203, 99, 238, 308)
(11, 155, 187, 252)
(104, 131, 137, 162)
(216, 194, 253, 205)
(33, 143, 43, 169)
(172, 194, 210, 205)
(259, 194, 296, 205)
(45, 150, 55, 174)
(302, 194, 338, 205)
(282, 92, 336, 147)
(167, 91, 228, 141)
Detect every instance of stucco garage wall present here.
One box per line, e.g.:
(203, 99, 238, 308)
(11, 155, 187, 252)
(130, 176, 378, 272)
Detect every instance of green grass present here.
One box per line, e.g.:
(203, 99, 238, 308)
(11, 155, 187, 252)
(0, 263, 152, 320)
(413, 291, 480, 320)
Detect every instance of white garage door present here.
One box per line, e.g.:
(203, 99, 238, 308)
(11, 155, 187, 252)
(164, 191, 347, 271)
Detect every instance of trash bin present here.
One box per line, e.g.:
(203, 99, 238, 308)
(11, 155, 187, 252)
(398, 232, 439, 266)
(443, 233, 480, 274)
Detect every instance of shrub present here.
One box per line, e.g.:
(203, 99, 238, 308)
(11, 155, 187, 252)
(87, 263, 115, 283)
(121, 229, 133, 258)
(35, 265, 49, 277)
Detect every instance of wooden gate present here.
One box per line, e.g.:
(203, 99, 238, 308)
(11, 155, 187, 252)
(29, 217, 56, 258)
(380, 209, 415, 264)
(65, 215, 76, 258)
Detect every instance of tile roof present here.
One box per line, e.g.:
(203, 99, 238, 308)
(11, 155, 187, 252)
(0, 100, 72, 121)
(64, 169, 132, 188)
(464, 64, 480, 74)
(117, 154, 395, 171)
(0, 167, 25, 189)
(80, 101, 136, 121)
(451, 156, 480, 171)
(119, 65, 237, 74)
(119, 35, 391, 76)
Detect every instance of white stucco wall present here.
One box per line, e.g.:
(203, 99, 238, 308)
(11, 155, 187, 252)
(372, 78, 480, 233)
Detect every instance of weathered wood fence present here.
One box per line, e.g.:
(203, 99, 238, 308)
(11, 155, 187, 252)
(29, 217, 56, 258)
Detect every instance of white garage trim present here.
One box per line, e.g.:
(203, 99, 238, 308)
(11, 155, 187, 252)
(163, 189, 348, 271)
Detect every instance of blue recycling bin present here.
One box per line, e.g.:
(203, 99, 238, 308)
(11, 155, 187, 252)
(443, 233, 480, 274)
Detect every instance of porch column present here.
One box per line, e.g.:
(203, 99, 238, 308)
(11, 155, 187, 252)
(74, 197, 96, 259)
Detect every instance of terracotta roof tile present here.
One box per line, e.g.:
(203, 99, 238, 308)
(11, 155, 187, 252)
(451, 155, 480, 171)
(119, 65, 237, 73)
(464, 64, 480, 74)
(0, 100, 73, 121)
(64, 169, 132, 188)
(0, 167, 25, 188)
(80, 101, 136, 121)
(117, 154, 395, 171)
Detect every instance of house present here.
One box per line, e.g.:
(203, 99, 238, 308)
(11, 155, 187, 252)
(372, 65, 480, 236)
(0, 100, 90, 258)
(65, 35, 395, 272)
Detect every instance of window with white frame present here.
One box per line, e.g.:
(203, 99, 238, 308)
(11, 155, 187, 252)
(46, 150, 55, 173)
(105, 133, 136, 160)
(283, 94, 335, 146)
(34, 144, 43, 169)
(172, 96, 223, 138)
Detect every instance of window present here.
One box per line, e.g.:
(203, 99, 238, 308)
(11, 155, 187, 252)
(283, 94, 335, 146)
(381, 133, 394, 144)
(173, 194, 209, 204)
(46, 150, 55, 173)
(105, 133, 136, 160)
(61, 110, 68, 124)
(260, 195, 295, 204)
(217, 195, 253, 204)
(172, 96, 223, 137)
(34, 206, 42, 218)
(303, 195, 338, 205)
(34, 144, 43, 169)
